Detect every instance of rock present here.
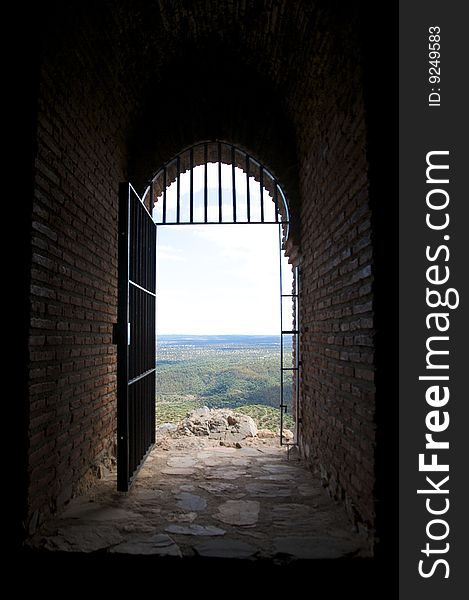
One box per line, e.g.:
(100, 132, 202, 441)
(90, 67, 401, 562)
(157, 423, 178, 434)
(257, 428, 276, 438)
(237, 416, 258, 438)
(176, 408, 258, 440)
(281, 429, 294, 441)
(189, 407, 210, 418)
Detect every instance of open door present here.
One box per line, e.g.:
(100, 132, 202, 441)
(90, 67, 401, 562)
(117, 183, 156, 491)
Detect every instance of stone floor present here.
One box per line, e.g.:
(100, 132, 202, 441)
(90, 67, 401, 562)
(26, 436, 370, 562)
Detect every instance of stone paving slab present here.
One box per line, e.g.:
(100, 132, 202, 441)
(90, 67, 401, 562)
(25, 436, 370, 562)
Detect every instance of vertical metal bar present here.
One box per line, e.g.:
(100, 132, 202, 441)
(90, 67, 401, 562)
(142, 201, 145, 282)
(162, 167, 167, 224)
(204, 143, 208, 223)
(154, 225, 158, 445)
(117, 183, 130, 491)
(231, 145, 236, 223)
(260, 166, 264, 222)
(176, 155, 180, 223)
(295, 265, 301, 444)
(278, 222, 284, 445)
(190, 147, 194, 223)
(139, 287, 142, 384)
(150, 181, 154, 221)
(274, 182, 279, 223)
(246, 154, 251, 222)
(218, 142, 222, 223)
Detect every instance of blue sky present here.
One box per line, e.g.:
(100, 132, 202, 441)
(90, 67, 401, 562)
(154, 164, 292, 335)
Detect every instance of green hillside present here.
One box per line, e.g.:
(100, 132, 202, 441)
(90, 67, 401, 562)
(156, 336, 294, 431)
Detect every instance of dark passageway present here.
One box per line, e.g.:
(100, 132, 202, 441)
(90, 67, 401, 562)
(13, 0, 397, 592)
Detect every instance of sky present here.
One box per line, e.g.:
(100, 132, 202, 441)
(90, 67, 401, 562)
(154, 164, 292, 335)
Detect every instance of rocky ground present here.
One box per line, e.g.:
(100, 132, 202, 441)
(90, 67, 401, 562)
(26, 408, 370, 561)
(158, 406, 293, 446)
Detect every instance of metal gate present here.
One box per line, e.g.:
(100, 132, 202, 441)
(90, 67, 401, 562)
(279, 259, 301, 446)
(117, 183, 157, 491)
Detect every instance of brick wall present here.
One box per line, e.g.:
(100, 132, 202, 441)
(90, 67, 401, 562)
(27, 9, 130, 529)
(297, 102, 376, 531)
(289, 9, 377, 535)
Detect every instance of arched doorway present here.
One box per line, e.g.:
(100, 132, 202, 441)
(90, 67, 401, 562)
(117, 142, 300, 491)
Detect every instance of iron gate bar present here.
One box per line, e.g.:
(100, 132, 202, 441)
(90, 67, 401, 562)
(218, 142, 222, 223)
(246, 153, 251, 222)
(260, 166, 264, 223)
(231, 145, 237, 222)
(129, 279, 156, 296)
(152, 221, 288, 226)
(204, 143, 208, 223)
(162, 168, 167, 224)
(129, 367, 156, 386)
(190, 147, 194, 222)
(278, 223, 285, 442)
(149, 142, 290, 227)
(176, 155, 180, 223)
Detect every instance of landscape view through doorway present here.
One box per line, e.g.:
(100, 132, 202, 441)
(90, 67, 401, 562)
(155, 221, 295, 442)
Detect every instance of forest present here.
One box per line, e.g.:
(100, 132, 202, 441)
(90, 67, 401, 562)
(156, 335, 294, 431)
